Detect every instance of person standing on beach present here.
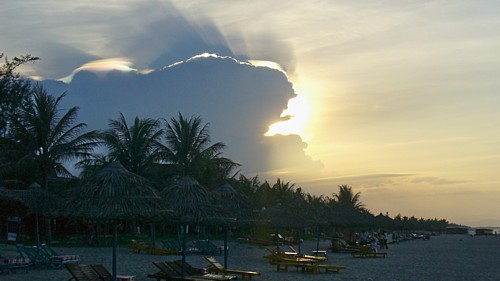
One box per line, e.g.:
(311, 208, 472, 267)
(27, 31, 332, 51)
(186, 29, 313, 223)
(370, 239, 378, 253)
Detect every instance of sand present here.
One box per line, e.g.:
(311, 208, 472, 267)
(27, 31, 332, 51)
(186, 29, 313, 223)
(2, 234, 500, 280)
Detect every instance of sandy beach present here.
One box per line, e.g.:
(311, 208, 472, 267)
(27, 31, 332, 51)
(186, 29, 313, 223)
(2, 234, 500, 281)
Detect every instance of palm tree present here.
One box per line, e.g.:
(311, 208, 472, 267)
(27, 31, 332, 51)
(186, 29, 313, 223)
(97, 113, 164, 177)
(333, 184, 366, 210)
(8, 84, 99, 242)
(162, 113, 238, 184)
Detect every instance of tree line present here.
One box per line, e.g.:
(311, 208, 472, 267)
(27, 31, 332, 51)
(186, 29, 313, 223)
(0, 54, 449, 242)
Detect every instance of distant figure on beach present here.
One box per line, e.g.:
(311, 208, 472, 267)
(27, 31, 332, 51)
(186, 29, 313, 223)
(379, 232, 388, 249)
(88, 224, 96, 245)
(370, 239, 378, 253)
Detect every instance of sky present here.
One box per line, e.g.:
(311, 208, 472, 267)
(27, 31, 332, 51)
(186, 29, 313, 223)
(2, 0, 500, 227)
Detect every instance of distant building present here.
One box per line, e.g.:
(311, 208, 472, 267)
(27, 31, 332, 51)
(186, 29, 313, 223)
(444, 226, 469, 235)
(475, 228, 493, 236)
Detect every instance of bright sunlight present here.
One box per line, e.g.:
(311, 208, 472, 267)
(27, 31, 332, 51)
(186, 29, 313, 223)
(265, 92, 310, 137)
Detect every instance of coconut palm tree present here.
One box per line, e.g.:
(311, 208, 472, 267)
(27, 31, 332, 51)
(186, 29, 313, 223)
(333, 184, 366, 211)
(162, 113, 238, 185)
(8, 84, 99, 242)
(97, 113, 164, 177)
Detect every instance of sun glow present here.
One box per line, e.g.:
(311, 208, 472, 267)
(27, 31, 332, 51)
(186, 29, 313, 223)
(248, 60, 285, 73)
(265, 92, 310, 138)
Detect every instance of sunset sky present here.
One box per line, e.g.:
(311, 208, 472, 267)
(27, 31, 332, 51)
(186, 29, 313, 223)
(2, 1, 500, 227)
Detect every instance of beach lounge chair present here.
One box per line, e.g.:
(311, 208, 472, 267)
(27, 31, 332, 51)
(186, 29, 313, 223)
(65, 263, 102, 280)
(204, 256, 261, 280)
(90, 264, 136, 281)
(128, 239, 171, 255)
(351, 246, 387, 258)
(160, 239, 183, 254)
(16, 244, 56, 268)
(192, 240, 222, 256)
(128, 239, 150, 254)
(90, 264, 112, 281)
(329, 238, 360, 253)
(264, 247, 327, 264)
(287, 246, 328, 261)
(0, 255, 30, 274)
(66, 263, 135, 281)
(148, 260, 236, 281)
(40, 243, 79, 267)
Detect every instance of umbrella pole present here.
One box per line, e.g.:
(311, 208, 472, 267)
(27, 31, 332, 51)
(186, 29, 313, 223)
(182, 224, 187, 277)
(35, 213, 41, 254)
(297, 228, 301, 254)
(112, 219, 117, 281)
(316, 225, 320, 256)
(223, 225, 228, 268)
(151, 224, 156, 255)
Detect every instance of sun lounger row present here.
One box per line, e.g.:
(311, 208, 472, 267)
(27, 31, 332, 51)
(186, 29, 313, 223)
(263, 247, 346, 274)
(128, 239, 181, 255)
(16, 243, 79, 269)
(129, 239, 223, 256)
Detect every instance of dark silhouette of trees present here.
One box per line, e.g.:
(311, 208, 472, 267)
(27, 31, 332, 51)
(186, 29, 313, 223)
(0, 53, 39, 136)
(332, 184, 366, 211)
(162, 113, 239, 186)
(98, 113, 164, 177)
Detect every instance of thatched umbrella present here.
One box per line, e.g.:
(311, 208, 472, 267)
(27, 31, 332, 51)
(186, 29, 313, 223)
(266, 200, 312, 255)
(20, 183, 63, 251)
(161, 176, 219, 277)
(66, 161, 163, 281)
(374, 213, 396, 230)
(326, 208, 375, 244)
(213, 182, 246, 268)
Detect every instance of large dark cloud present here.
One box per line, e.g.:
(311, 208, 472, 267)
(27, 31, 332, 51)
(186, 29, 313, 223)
(42, 55, 321, 175)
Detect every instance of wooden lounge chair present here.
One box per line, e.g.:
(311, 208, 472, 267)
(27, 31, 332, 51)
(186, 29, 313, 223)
(329, 238, 360, 253)
(90, 264, 112, 281)
(65, 263, 102, 281)
(148, 260, 236, 281)
(351, 246, 387, 258)
(90, 264, 136, 281)
(128, 239, 171, 255)
(192, 240, 222, 256)
(287, 246, 327, 261)
(160, 240, 183, 255)
(66, 263, 135, 281)
(204, 256, 261, 280)
(264, 247, 327, 264)
(128, 240, 150, 254)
